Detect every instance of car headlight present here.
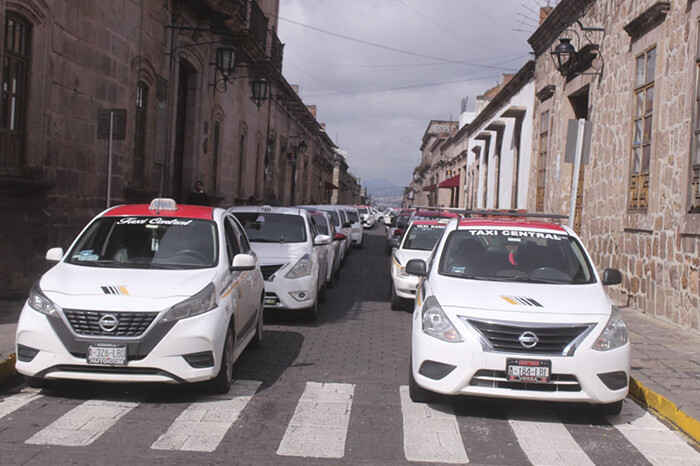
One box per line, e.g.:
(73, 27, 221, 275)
(286, 253, 313, 279)
(421, 296, 463, 342)
(27, 283, 60, 316)
(393, 257, 409, 277)
(161, 283, 218, 322)
(593, 306, 628, 351)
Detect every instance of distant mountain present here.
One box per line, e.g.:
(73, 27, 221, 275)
(362, 177, 400, 192)
(362, 178, 405, 208)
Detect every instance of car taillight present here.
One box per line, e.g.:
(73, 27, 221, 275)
(395, 229, 403, 236)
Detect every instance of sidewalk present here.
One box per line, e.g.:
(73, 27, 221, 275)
(0, 296, 698, 443)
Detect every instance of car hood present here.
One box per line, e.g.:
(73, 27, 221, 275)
(39, 263, 216, 310)
(433, 277, 613, 319)
(249, 242, 310, 263)
(394, 249, 431, 266)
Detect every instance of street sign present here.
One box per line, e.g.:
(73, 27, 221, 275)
(97, 109, 127, 140)
(564, 119, 591, 165)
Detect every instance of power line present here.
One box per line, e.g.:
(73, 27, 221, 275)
(277, 15, 527, 71)
(285, 52, 527, 69)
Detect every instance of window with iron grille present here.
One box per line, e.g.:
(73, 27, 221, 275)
(536, 110, 550, 212)
(629, 46, 655, 211)
(0, 13, 30, 174)
(133, 81, 148, 184)
(212, 121, 220, 193)
(690, 24, 700, 213)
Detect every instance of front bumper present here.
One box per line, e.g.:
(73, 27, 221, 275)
(15, 303, 228, 384)
(391, 268, 419, 299)
(262, 273, 317, 310)
(411, 321, 630, 404)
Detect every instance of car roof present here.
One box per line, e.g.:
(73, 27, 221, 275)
(410, 219, 450, 227)
(230, 205, 305, 216)
(457, 218, 567, 233)
(104, 204, 215, 220)
(413, 210, 460, 218)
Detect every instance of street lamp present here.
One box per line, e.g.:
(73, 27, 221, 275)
(250, 77, 269, 108)
(550, 20, 605, 77)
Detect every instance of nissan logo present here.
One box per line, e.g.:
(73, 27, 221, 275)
(518, 331, 539, 348)
(98, 314, 119, 333)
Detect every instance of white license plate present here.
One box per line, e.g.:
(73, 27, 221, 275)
(506, 358, 551, 383)
(87, 344, 127, 366)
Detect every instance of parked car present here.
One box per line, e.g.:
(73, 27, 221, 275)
(386, 208, 415, 255)
(303, 204, 351, 263)
(15, 198, 264, 393)
(340, 205, 364, 248)
(405, 213, 629, 414)
(307, 210, 342, 287)
(356, 205, 375, 229)
(230, 205, 331, 320)
(390, 219, 448, 310)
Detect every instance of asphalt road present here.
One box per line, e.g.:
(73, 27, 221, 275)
(1, 228, 699, 465)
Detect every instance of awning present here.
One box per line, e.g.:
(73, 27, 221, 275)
(438, 174, 460, 189)
(325, 181, 338, 190)
(422, 184, 437, 192)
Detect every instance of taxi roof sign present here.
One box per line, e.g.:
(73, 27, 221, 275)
(149, 198, 178, 211)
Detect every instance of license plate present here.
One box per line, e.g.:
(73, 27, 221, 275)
(506, 358, 551, 383)
(87, 344, 127, 366)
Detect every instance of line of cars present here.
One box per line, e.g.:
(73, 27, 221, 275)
(14, 199, 366, 392)
(388, 207, 631, 414)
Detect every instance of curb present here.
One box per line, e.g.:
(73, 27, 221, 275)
(0, 353, 17, 385)
(629, 376, 700, 445)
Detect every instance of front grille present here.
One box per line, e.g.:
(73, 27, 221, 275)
(63, 309, 158, 337)
(470, 370, 581, 392)
(261, 264, 284, 280)
(466, 319, 593, 356)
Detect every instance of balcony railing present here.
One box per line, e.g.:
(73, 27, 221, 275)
(248, 0, 267, 52)
(270, 30, 284, 71)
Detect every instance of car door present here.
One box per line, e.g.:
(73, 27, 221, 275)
(223, 215, 256, 342)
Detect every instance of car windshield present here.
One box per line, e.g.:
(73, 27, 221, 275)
(438, 229, 595, 284)
(346, 210, 359, 222)
(402, 224, 445, 251)
(233, 212, 307, 243)
(395, 215, 412, 229)
(357, 207, 368, 215)
(311, 216, 329, 235)
(66, 217, 218, 269)
(321, 209, 340, 226)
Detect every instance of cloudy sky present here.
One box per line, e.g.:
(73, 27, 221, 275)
(277, 0, 552, 192)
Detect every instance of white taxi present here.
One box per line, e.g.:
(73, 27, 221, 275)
(15, 199, 264, 393)
(390, 219, 447, 311)
(406, 214, 630, 414)
(230, 206, 332, 320)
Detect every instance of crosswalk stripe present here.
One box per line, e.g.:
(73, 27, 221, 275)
(151, 379, 261, 452)
(399, 386, 469, 464)
(507, 406, 594, 466)
(276, 381, 355, 458)
(25, 398, 138, 447)
(0, 389, 43, 420)
(608, 399, 700, 466)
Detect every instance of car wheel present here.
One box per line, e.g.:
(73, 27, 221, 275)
(390, 284, 403, 311)
(334, 266, 341, 279)
(409, 359, 433, 403)
(249, 302, 263, 350)
(319, 283, 327, 303)
(210, 325, 235, 394)
(327, 272, 334, 289)
(304, 299, 318, 321)
(598, 400, 623, 415)
(24, 376, 47, 389)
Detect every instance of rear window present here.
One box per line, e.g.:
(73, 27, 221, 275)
(66, 217, 218, 269)
(320, 209, 340, 226)
(311, 215, 329, 235)
(438, 229, 595, 284)
(346, 210, 359, 222)
(233, 212, 307, 243)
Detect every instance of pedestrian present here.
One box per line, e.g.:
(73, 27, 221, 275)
(186, 180, 210, 206)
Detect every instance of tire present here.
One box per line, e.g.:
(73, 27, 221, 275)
(334, 266, 341, 279)
(210, 326, 235, 394)
(598, 400, 623, 415)
(319, 283, 327, 303)
(327, 272, 334, 289)
(24, 376, 47, 389)
(304, 299, 318, 321)
(390, 284, 403, 311)
(248, 302, 263, 350)
(409, 359, 433, 403)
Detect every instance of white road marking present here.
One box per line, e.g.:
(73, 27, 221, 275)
(0, 388, 43, 420)
(276, 381, 355, 458)
(151, 379, 261, 452)
(399, 386, 469, 464)
(608, 399, 700, 466)
(507, 406, 594, 466)
(25, 398, 138, 447)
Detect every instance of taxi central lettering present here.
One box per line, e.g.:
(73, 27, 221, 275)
(117, 217, 193, 226)
(468, 229, 563, 240)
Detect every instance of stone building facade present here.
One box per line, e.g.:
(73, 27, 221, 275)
(529, 0, 700, 332)
(0, 0, 350, 294)
(408, 120, 458, 207)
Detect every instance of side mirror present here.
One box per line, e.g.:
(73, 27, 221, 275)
(46, 247, 64, 262)
(314, 234, 332, 246)
(405, 259, 427, 277)
(602, 268, 622, 286)
(389, 238, 399, 249)
(334, 233, 347, 241)
(231, 253, 256, 271)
